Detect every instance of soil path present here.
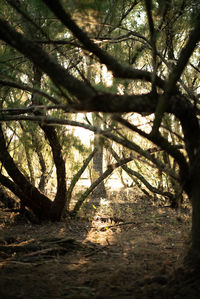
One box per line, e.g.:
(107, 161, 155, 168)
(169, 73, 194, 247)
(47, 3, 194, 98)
(0, 193, 198, 298)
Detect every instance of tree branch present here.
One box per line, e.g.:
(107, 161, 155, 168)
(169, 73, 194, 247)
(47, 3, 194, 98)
(0, 17, 95, 101)
(152, 12, 200, 133)
(113, 115, 189, 190)
(42, 0, 165, 89)
(71, 156, 133, 217)
(0, 79, 60, 105)
(66, 147, 98, 210)
(110, 147, 175, 200)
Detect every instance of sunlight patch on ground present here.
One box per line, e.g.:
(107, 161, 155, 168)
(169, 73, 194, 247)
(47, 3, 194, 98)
(85, 227, 120, 246)
(76, 178, 124, 189)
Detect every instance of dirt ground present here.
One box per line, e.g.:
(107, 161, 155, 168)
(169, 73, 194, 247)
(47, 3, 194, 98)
(0, 189, 199, 299)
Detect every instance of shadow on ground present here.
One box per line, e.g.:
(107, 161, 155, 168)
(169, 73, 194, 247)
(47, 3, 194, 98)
(0, 190, 199, 298)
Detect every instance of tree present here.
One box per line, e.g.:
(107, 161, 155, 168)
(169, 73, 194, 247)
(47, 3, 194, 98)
(0, 0, 200, 263)
(90, 114, 107, 200)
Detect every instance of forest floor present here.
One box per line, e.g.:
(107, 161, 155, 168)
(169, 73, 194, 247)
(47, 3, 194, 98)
(0, 188, 199, 299)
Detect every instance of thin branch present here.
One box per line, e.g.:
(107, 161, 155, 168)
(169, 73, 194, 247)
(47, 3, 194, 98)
(113, 115, 189, 182)
(66, 147, 98, 209)
(152, 12, 200, 133)
(0, 105, 73, 115)
(0, 18, 95, 101)
(144, 0, 157, 95)
(42, 0, 165, 89)
(110, 147, 175, 200)
(107, 0, 140, 34)
(5, 0, 49, 39)
(0, 79, 60, 105)
(71, 156, 133, 216)
(0, 113, 178, 181)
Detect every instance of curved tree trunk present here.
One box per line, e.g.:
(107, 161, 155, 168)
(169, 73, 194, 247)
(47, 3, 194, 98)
(0, 65, 67, 221)
(0, 124, 53, 220)
(41, 125, 66, 220)
(31, 65, 67, 220)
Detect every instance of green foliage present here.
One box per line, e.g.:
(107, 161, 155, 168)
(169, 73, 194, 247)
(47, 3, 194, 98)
(94, 81, 118, 94)
(26, 0, 49, 15)
(75, 0, 110, 12)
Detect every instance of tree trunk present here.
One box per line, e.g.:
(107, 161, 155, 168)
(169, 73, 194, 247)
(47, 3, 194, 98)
(91, 114, 106, 200)
(180, 113, 200, 264)
(31, 131, 50, 193)
(0, 125, 53, 220)
(31, 65, 67, 220)
(187, 155, 200, 263)
(41, 125, 67, 220)
(91, 146, 107, 198)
